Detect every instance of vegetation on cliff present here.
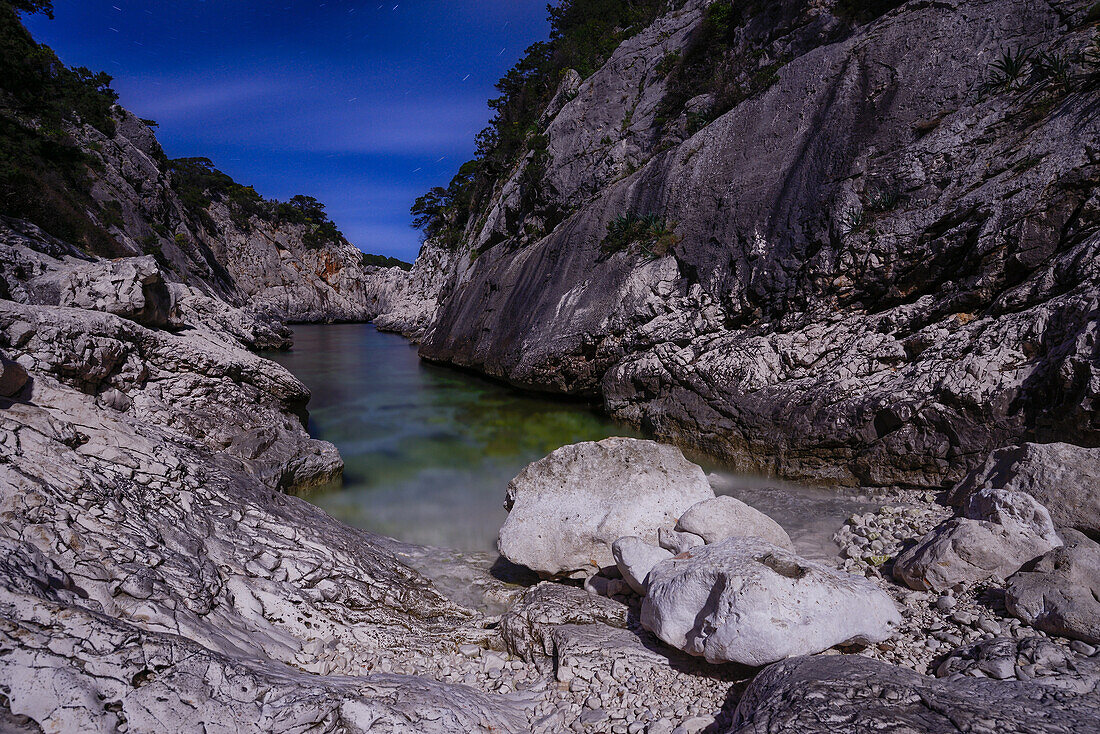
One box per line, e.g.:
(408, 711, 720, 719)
(410, 0, 923, 250)
(411, 0, 675, 249)
(0, 0, 124, 254)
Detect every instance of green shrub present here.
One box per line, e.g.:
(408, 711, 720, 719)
(100, 199, 124, 228)
(655, 50, 681, 76)
(833, 0, 907, 24)
(412, 0, 673, 249)
(0, 2, 125, 254)
(169, 157, 267, 232)
(601, 212, 681, 257)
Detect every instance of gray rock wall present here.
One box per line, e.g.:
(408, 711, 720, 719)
(66, 108, 411, 324)
(416, 0, 1100, 487)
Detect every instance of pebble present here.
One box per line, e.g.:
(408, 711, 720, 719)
(458, 644, 481, 657)
(1070, 640, 1096, 656)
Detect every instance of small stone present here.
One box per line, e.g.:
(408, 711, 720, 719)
(1070, 640, 1096, 656)
(951, 611, 975, 626)
(979, 657, 1016, 680)
(978, 618, 1001, 635)
(648, 719, 675, 734)
(935, 595, 957, 612)
(458, 644, 481, 657)
(579, 709, 608, 726)
(673, 716, 713, 734)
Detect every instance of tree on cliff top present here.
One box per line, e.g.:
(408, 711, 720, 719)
(411, 0, 672, 249)
(7, 1, 53, 17)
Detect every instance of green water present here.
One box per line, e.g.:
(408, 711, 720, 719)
(269, 324, 640, 550)
(272, 324, 876, 556)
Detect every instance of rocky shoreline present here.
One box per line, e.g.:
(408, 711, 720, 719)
(2, 213, 1098, 730)
(2, 0, 1099, 731)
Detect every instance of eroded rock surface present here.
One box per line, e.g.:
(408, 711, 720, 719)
(1007, 531, 1100, 644)
(949, 442, 1100, 537)
(893, 517, 1060, 593)
(0, 296, 542, 729)
(730, 654, 1100, 734)
(413, 0, 1100, 489)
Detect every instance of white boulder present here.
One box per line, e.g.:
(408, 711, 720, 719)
(641, 537, 900, 666)
(612, 537, 673, 594)
(497, 438, 714, 577)
(676, 495, 793, 549)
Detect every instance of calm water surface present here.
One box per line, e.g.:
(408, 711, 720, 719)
(272, 324, 875, 557)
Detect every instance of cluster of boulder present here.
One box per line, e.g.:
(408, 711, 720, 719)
(498, 438, 901, 667)
(893, 442, 1100, 645)
(494, 436, 1100, 731)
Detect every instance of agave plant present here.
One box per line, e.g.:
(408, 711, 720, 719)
(1080, 41, 1100, 92)
(983, 48, 1033, 93)
(839, 205, 864, 235)
(1030, 51, 1072, 91)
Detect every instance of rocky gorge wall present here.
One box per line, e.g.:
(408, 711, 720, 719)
(13, 103, 402, 325)
(386, 0, 1100, 489)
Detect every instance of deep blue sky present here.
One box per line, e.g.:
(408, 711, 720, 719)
(26, 1, 550, 261)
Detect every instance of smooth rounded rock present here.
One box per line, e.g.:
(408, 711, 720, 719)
(1006, 531, 1100, 645)
(676, 495, 793, 549)
(893, 518, 1060, 592)
(949, 443, 1100, 537)
(641, 537, 900, 666)
(611, 537, 673, 594)
(498, 438, 714, 577)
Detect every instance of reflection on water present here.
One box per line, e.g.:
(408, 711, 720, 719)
(271, 324, 875, 556)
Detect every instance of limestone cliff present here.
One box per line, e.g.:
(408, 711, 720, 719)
(391, 0, 1100, 489)
(65, 112, 401, 323)
(0, 1, 402, 326)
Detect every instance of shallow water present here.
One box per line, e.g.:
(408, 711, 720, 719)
(271, 324, 875, 558)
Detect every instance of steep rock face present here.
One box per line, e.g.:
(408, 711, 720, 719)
(370, 241, 458, 339)
(50, 107, 396, 323)
(417, 0, 1100, 487)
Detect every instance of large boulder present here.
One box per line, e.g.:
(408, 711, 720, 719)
(497, 438, 714, 577)
(498, 582, 628, 662)
(961, 487, 1061, 546)
(949, 443, 1100, 537)
(641, 537, 899, 666)
(892, 517, 1059, 592)
(55, 255, 175, 328)
(1006, 531, 1100, 644)
(730, 654, 1100, 734)
(676, 495, 793, 549)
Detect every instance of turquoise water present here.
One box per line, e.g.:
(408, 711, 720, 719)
(272, 324, 875, 556)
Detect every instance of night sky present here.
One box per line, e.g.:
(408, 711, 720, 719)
(25, 1, 550, 261)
